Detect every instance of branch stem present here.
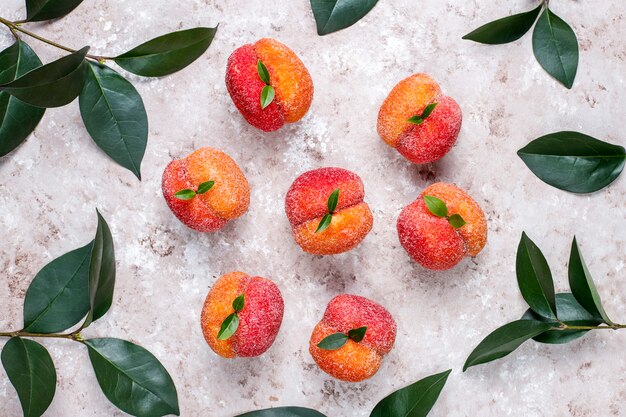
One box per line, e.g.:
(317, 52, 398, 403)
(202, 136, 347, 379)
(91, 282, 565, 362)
(0, 330, 83, 341)
(553, 323, 626, 331)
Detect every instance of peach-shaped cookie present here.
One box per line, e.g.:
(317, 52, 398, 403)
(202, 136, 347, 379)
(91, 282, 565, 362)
(201, 272, 284, 358)
(285, 167, 373, 255)
(226, 38, 314, 132)
(397, 182, 487, 270)
(309, 294, 396, 382)
(162, 147, 250, 232)
(378, 73, 462, 164)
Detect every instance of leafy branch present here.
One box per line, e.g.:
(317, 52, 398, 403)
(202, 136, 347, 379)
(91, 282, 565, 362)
(0, 210, 179, 417)
(0, 0, 217, 179)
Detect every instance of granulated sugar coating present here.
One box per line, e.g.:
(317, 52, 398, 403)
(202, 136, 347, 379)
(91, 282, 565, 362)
(226, 38, 313, 131)
(377, 73, 462, 164)
(161, 148, 250, 232)
(285, 167, 373, 255)
(201, 272, 284, 358)
(397, 182, 487, 270)
(310, 295, 396, 382)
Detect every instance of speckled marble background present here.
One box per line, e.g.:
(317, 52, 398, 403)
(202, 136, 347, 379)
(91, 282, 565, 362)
(1, 0, 625, 416)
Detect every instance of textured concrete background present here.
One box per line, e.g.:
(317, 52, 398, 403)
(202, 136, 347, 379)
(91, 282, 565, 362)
(1, 0, 625, 416)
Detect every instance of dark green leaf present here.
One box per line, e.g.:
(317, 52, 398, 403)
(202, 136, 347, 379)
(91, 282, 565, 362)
(257, 59, 270, 84)
(260, 85, 275, 109)
(1, 337, 56, 417)
(26, 0, 84, 22)
(84, 338, 179, 417)
(83, 209, 115, 327)
(407, 116, 424, 125)
(197, 180, 215, 194)
(518, 131, 625, 193)
(217, 313, 239, 340)
(423, 195, 447, 218)
(236, 407, 327, 417)
(115, 27, 217, 77)
(569, 238, 611, 323)
(370, 369, 451, 417)
(310, 0, 380, 35)
(463, 320, 554, 371)
(316, 332, 349, 350)
(0, 47, 89, 108)
(79, 62, 148, 180)
(327, 188, 340, 213)
(448, 214, 466, 229)
(23, 241, 92, 333)
(347, 326, 367, 343)
(521, 293, 602, 344)
(232, 294, 245, 312)
(174, 189, 196, 200)
(315, 213, 333, 233)
(421, 102, 438, 119)
(0, 40, 45, 156)
(532, 7, 578, 88)
(462, 5, 543, 44)
(516, 232, 557, 320)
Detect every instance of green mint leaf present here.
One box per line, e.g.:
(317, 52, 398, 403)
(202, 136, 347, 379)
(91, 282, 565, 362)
(260, 85, 275, 109)
(327, 188, 340, 213)
(462, 5, 543, 45)
(197, 180, 215, 194)
(407, 116, 424, 125)
(347, 326, 367, 343)
(423, 195, 448, 218)
(315, 213, 333, 233)
(217, 313, 239, 340)
(421, 102, 438, 119)
(174, 189, 197, 200)
(317, 333, 349, 350)
(448, 214, 466, 229)
(232, 294, 245, 312)
(257, 59, 270, 84)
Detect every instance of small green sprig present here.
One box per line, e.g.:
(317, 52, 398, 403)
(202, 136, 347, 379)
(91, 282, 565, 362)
(407, 102, 438, 125)
(317, 326, 367, 350)
(174, 180, 214, 200)
(315, 188, 340, 233)
(423, 195, 466, 229)
(257, 59, 275, 109)
(217, 294, 245, 340)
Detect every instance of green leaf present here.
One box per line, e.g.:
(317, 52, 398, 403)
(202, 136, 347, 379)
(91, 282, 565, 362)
(26, 0, 85, 22)
(532, 7, 579, 88)
(79, 62, 148, 180)
(197, 180, 215, 195)
(516, 232, 557, 320)
(257, 59, 270, 84)
(462, 5, 543, 44)
(1, 337, 56, 417)
(448, 214, 466, 229)
(84, 338, 179, 417)
(83, 209, 116, 327)
(217, 313, 239, 340)
(407, 116, 424, 125)
(568, 238, 611, 323)
(310, 0, 380, 35)
(521, 293, 602, 344)
(315, 213, 333, 233)
(115, 27, 217, 77)
(518, 131, 626, 193)
(423, 195, 448, 218)
(235, 407, 327, 417)
(463, 320, 554, 371)
(370, 369, 451, 417)
(260, 85, 275, 109)
(232, 294, 245, 312)
(23, 241, 92, 333)
(0, 47, 89, 108)
(347, 326, 367, 343)
(316, 332, 349, 350)
(174, 189, 196, 200)
(0, 40, 45, 156)
(327, 188, 340, 213)
(421, 102, 438, 119)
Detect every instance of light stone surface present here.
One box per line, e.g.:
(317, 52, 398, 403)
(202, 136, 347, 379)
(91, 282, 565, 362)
(1, 0, 625, 416)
